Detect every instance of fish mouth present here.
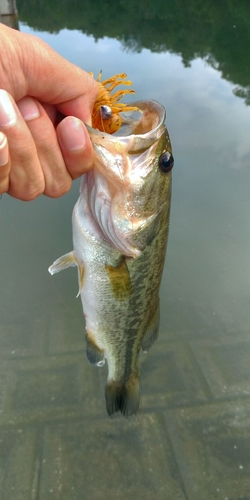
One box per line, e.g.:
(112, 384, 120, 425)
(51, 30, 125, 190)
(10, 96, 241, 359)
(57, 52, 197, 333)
(85, 99, 167, 182)
(85, 99, 166, 149)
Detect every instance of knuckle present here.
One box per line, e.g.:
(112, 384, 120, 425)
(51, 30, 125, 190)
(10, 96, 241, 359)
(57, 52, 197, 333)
(24, 186, 44, 201)
(44, 178, 72, 198)
(9, 179, 45, 201)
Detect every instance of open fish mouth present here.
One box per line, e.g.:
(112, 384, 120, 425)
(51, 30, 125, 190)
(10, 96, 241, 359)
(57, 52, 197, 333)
(86, 99, 166, 153)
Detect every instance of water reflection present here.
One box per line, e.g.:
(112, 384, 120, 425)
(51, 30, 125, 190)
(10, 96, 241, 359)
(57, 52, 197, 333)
(0, 2, 250, 498)
(17, 0, 250, 105)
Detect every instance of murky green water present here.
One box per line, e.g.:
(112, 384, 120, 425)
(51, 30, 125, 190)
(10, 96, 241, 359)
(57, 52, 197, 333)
(1, 1, 250, 499)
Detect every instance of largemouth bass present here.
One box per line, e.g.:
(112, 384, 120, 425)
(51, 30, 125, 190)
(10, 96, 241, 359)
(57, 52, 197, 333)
(49, 96, 173, 417)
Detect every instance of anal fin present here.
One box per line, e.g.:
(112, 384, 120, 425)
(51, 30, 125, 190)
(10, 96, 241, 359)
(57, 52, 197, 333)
(141, 300, 160, 353)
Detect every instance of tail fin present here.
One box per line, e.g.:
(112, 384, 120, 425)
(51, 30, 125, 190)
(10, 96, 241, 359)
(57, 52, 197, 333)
(105, 377, 140, 418)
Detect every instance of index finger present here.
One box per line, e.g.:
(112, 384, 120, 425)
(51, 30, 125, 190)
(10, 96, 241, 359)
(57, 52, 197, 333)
(0, 25, 98, 124)
(24, 41, 98, 124)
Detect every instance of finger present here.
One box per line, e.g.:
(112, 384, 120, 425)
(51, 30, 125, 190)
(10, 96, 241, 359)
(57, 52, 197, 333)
(41, 102, 58, 124)
(57, 116, 94, 179)
(0, 25, 98, 123)
(17, 96, 72, 198)
(0, 131, 10, 194)
(0, 89, 45, 201)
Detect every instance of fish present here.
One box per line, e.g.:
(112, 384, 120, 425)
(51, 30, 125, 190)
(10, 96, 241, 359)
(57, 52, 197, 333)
(49, 75, 174, 417)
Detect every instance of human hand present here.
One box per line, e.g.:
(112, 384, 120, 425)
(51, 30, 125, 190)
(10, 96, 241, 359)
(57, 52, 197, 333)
(0, 23, 98, 200)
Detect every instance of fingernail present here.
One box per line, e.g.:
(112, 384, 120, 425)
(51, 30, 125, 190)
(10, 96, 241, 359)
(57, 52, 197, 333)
(59, 117, 86, 151)
(0, 90, 17, 127)
(17, 96, 40, 121)
(0, 131, 8, 166)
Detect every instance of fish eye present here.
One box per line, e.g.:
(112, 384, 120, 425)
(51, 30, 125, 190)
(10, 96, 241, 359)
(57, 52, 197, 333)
(99, 105, 112, 120)
(159, 151, 174, 173)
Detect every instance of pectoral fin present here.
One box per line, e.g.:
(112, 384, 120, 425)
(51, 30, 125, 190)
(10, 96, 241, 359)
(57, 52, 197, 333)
(141, 300, 160, 353)
(48, 251, 77, 275)
(105, 257, 132, 301)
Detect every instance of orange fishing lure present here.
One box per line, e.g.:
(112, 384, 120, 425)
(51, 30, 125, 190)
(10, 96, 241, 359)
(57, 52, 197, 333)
(90, 71, 139, 133)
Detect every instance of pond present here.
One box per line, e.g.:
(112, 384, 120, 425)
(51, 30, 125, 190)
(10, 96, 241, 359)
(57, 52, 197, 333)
(0, 1, 250, 498)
